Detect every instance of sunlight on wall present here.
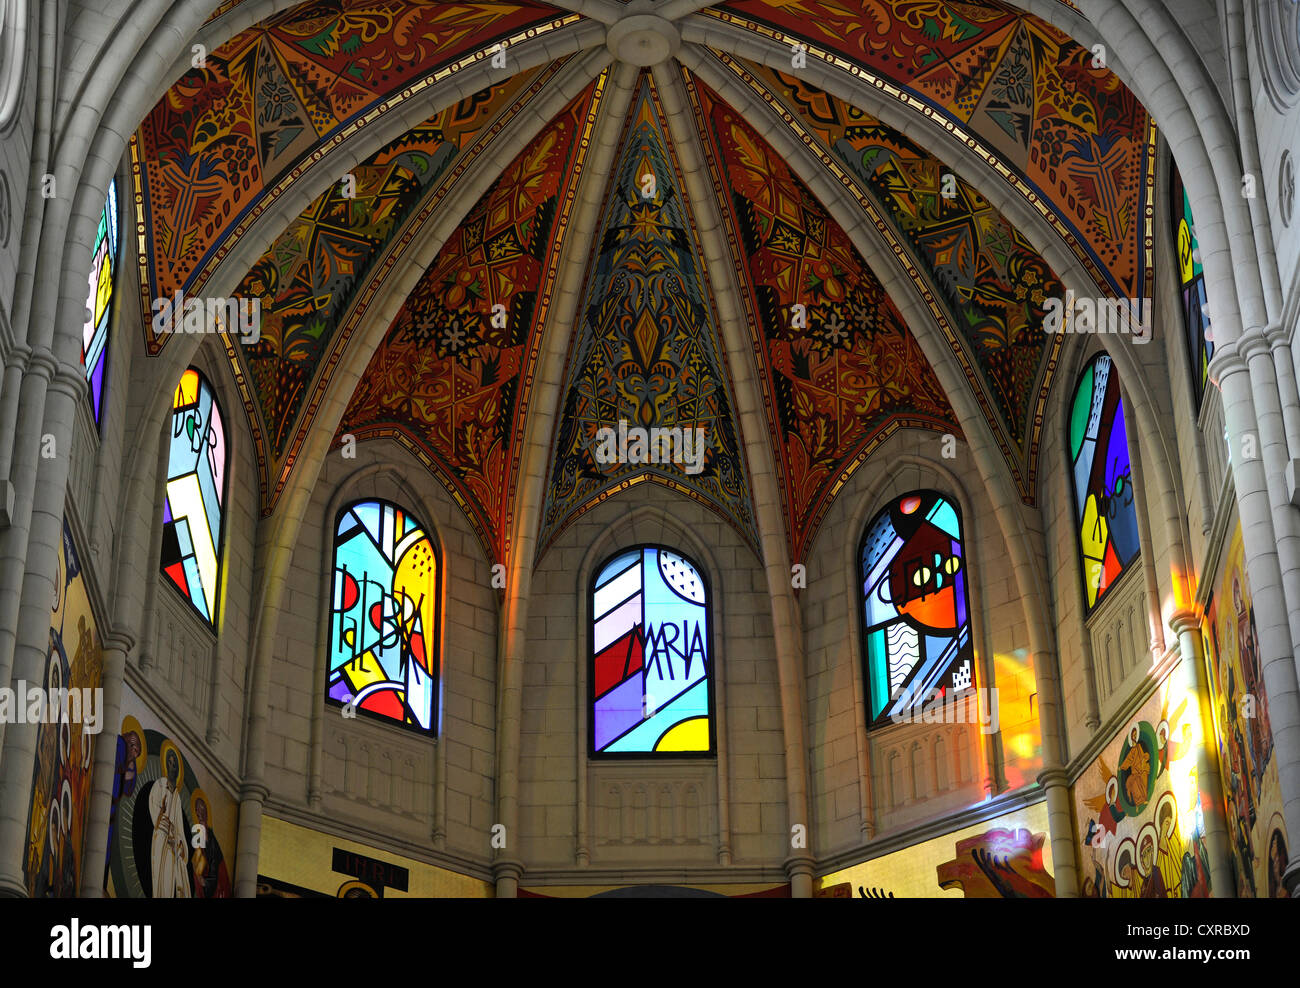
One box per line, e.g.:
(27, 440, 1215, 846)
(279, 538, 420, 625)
(817, 801, 1053, 897)
(994, 649, 1042, 789)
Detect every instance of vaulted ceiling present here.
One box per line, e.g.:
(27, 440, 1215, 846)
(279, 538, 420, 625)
(129, 0, 1158, 568)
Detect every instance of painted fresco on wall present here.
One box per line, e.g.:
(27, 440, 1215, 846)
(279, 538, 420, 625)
(1074, 671, 1211, 898)
(1202, 515, 1289, 897)
(817, 801, 1054, 897)
(23, 521, 104, 897)
(105, 686, 237, 897)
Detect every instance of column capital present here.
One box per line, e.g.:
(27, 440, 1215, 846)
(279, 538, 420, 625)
(101, 631, 136, 656)
(24, 348, 59, 383)
(1237, 325, 1273, 363)
(1167, 608, 1202, 637)
(4, 343, 32, 372)
(1263, 322, 1289, 350)
(1037, 767, 1072, 790)
(1207, 342, 1248, 386)
(47, 361, 87, 401)
(239, 781, 271, 804)
(491, 857, 525, 882)
(783, 852, 816, 880)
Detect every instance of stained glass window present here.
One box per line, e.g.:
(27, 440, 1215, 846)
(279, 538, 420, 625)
(859, 491, 976, 726)
(82, 178, 118, 425)
(160, 368, 228, 626)
(1069, 354, 1140, 612)
(327, 500, 439, 734)
(1171, 165, 1213, 405)
(591, 546, 714, 756)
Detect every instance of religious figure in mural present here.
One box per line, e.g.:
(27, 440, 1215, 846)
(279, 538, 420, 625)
(189, 793, 231, 898)
(104, 728, 141, 886)
(147, 746, 190, 898)
(1233, 576, 1272, 790)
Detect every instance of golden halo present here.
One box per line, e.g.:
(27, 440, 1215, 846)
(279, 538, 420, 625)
(1112, 836, 1137, 888)
(1136, 823, 1159, 877)
(1155, 791, 1178, 841)
(336, 880, 378, 898)
(190, 787, 211, 824)
(157, 738, 185, 786)
(119, 716, 147, 776)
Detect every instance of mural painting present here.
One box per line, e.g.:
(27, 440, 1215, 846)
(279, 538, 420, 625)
(1202, 515, 1289, 897)
(23, 520, 105, 897)
(105, 686, 237, 897)
(1073, 671, 1211, 897)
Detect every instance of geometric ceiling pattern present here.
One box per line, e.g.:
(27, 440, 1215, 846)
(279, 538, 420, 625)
(712, 0, 1157, 299)
(127, 1, 1162, 568)
(336, 79, 605, 566)
(688, 74, 962, 563)
(738, 59, 1066, 496)
(230, 64, 551, 479)
(539, 74, 758, 558)
(132, 1, 573, 351)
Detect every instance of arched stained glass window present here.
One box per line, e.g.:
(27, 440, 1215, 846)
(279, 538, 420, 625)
(160, 368, 228, 626)
(859, 491, 975, 726)
(1069, 354, 1140, 612)
(1171, 165, 1213, 405)
(591, 546, 714, 756)
(327, 500, 439, 734)
(82, 178, 118, 425)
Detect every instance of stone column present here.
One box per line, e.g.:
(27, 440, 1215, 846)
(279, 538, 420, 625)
(0, 364, 83, 896)
(1036, 766, 1079, 896)
(1168, 611, 1233, 897)
(78, 630, 134, 896)
(233, 781, 270, 897)
(1210, 344, 1300, 895)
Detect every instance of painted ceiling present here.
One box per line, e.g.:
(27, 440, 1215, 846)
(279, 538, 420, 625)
(728, 57, 1065, 497)
(132, 0, 574, 351)
(712, 0, 1157, 300)
(687, 73, 960, 563)
(127, 1, 1162, 568)
(226, 62, 559, 500)
(539, 74, 757, 558)
(335, 78, 605, 565)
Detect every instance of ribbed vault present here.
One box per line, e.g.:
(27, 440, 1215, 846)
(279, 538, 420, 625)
(123, 0, 1160, 567)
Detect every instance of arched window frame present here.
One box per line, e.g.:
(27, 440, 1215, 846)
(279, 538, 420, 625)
(159, 366, 230, 628)
(857, 490, 977, 730)
(1169, 162, 1214, 409)
(324, 497, 441, 737)
(588, 543, 717, 759)
(82, 177, 119, 428)
(1066, 352, 1141, 616)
